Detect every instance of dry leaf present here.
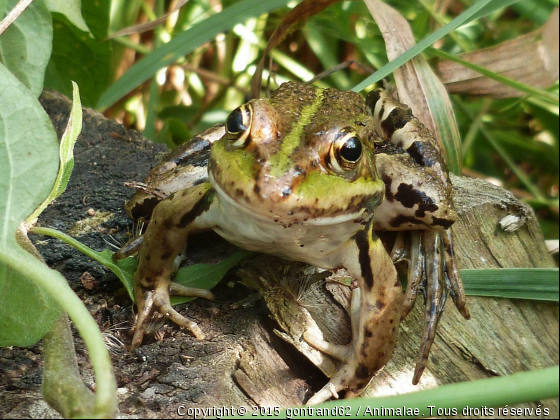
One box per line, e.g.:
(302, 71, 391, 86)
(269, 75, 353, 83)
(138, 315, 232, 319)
(363, 0, 462, 172)
(437, 8, 559, 97)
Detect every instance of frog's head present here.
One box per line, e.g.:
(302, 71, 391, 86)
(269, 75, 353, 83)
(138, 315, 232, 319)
(209, 82, 385, 223)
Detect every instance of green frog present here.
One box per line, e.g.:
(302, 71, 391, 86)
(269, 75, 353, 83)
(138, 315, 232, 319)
(120, 82, 469, 405)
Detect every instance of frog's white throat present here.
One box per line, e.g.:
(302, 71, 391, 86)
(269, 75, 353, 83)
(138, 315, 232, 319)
(208, 171, 367, 227)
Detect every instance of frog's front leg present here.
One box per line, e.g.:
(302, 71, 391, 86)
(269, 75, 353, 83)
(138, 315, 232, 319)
(131, 183, 216, 351)
(304, 224, 403, 405)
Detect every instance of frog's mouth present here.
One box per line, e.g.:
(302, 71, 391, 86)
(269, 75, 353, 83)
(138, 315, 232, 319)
(208, 171, 367, 226)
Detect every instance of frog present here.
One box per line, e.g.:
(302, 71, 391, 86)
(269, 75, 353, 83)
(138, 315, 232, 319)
(119, 81, 469, 405)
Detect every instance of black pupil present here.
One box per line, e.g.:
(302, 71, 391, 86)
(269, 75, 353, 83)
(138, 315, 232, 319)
(340, 137, 362, 162)
(227, 108, 246, 134)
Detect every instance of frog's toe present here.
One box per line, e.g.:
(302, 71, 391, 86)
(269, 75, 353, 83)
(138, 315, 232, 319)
(304, 356, 366, 406)
(153, 292, 206, 341)
(303, 331, 368, 405)
(130, 283, 210, 351)
(442, 230, 470, 320)
(401, 231, 422, 320)
(170, 282, 215, 301)
(303, 330, 350, 360)
(130, 289, 156, 351)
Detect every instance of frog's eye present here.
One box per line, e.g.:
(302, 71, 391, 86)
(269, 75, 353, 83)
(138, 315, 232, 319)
(329, 128, 363, 172)
(226, 104, 253, 148)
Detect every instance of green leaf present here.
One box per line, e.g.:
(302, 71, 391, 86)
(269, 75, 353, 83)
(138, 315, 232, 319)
(352, 0, 521, 93)
(44, 0, 90, 33)
(0, 247, 117, 416)
(171, 250, 253, 305)
(0, 254, 63, 346)
(97, 0, 294, 110)
(44, 0, 111, 107)
(0, 63, 59, 248)
(0, 0, 52, 96)
(461, 268, 559, 301)
(0, 62, 60, 345)
(82, 0, 111, 43)
(28, 81, 82, 222)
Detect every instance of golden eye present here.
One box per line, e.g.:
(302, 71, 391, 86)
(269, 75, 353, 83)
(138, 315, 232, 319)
(328, 128, 363, 172)
(226, 104, 252, 148)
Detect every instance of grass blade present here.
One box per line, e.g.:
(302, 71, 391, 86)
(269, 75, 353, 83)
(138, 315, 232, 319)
(97, 0, 294, 110)
(269, 366, 559, 418)
(461, 268, 559, 301)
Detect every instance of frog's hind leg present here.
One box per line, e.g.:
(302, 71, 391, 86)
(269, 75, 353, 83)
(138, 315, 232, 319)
(304, 227, 403, 405)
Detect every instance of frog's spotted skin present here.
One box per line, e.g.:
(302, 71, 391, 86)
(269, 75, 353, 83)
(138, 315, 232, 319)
(121, 82, 469, 404)
(367, 89, 456, 232)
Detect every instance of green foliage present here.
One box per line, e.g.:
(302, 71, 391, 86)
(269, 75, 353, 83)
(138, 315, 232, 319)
(0, 63, 61, 346)
(44, 0, 90, 33)
(44, 0, 111, 107)
(0, 0, 52, 96)
(31, 226, 252, 306)
(97, 0, 295, 110)
(28, 81, 82, 222)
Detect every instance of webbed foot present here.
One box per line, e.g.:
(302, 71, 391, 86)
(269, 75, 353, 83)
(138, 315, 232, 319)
(130, 281, 215, 351)
(394, 229, 470, 384)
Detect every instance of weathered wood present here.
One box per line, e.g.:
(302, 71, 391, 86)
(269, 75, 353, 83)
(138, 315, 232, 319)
(1, 91, 556, 418)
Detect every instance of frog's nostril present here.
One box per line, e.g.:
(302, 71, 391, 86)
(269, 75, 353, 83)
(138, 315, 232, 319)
(293, 165, 306, 178)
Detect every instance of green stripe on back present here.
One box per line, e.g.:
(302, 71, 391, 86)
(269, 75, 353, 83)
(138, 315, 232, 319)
(269, 89, 324, 178)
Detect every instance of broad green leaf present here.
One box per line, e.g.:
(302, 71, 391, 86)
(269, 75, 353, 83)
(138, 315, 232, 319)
(28, 82, 82, 222)
(82, 0, 110, 42)
(0, 0, 8, 16)
(44, 0, 111, 107)
(462, 268, 559, 301)
(44, 0, 90, 33)
(0, 0, 52, 96)
(0, 63, 58, 247)
(0, 247, 117, 416)
(171, 250, 253, 305)
(97, 0, 295, 110)
(352, 0, 522, 93)
(0, 63, 60, 346)
(0, 255, 62, 346)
